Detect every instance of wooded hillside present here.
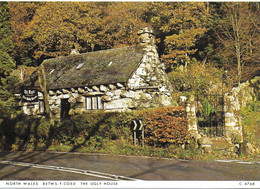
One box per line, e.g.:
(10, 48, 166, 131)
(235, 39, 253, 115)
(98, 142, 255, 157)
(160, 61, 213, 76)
(0, 2, 259, 116)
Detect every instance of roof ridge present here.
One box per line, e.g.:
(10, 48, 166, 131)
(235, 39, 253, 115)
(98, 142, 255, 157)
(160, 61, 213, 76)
(43, 45, 138, 62)
(79, 45, 136, 55)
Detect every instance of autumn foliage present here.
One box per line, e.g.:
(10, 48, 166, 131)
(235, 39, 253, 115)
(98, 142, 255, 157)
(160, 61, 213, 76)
(136, 106, 189, 147)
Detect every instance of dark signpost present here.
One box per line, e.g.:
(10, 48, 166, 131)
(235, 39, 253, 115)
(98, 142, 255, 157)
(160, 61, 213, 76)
(132, 120, 144, 147)
(21, 89, 38, 102)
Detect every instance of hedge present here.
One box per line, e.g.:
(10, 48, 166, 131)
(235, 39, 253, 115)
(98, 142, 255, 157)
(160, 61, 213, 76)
(135, 106, 189, 147)
(0, 106, 189, 151)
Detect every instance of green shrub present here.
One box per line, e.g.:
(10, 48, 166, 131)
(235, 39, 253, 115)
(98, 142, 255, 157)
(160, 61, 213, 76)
(241, 101, 260, 144)
(0, 107, 189, 157)
(168, 63, 223, 95)
(246, 101, 260, 112)
(54, 111, 132, 146)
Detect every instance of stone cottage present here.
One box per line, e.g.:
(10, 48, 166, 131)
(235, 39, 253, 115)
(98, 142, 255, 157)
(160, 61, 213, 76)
(17, 27, 173, 119)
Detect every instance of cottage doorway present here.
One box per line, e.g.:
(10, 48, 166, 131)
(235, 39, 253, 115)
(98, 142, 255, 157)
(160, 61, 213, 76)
(60, 99, 70, 119)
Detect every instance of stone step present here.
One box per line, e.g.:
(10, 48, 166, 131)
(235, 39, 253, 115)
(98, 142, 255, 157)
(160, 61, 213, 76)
(210, 137, 234, 150)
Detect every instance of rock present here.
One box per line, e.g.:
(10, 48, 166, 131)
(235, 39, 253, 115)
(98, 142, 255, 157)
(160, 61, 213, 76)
(137, 102, 152, 108)
(49, 90, 56, 96)
(105, 98, 135, 110)
(201, 144, 212, 153)
(38, 92, 43, 97)
(62, 89, 70, 94)
(117, 83, 124, 88)
(78, 88, 85, 93)
(120, 90, 135, 98)
(114, 89, 122, 97)
(85, 87, 92, 92)
(156, 94, 172, 106)
(92, 86, 99, 91)
(193, 133, 202, 141)
(52, 108, 59, 115)
(56, 90, 62, 95)
(54, 99, 59, 105)
(102, 95, 112, 102)
(68, 97, 76, 104)
(198, 136, 212, 146)
(136, 67, 146, 76)
(100, 85, 108, 92)
(139, 92, 152, 100)
(76, 96, 84, 103)
(72, 93, 79, 99)
(61, 94, 70, 99)
(75, 109, 84, 115)
(108, 84, 117, 90)
(105, 91, 113, 97)
(159, 85, 169, 92)
(68, 109, 75, 116)
(84, 91, 104, 96)
(151, 76, 157, 81)
(197, 135, 212, 153)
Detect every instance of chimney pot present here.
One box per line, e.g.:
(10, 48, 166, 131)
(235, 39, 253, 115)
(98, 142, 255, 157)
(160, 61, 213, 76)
(70, 49, 80, 55)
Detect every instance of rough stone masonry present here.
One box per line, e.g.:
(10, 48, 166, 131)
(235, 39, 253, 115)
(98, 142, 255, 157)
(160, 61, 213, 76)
(17, 27, 173, 119)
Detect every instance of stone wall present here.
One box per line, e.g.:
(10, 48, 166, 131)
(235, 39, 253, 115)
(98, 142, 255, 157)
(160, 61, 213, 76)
(185, 95, 198, 134)
(231, 76, 260, 108)
(224, 94, 243, 142)
(182, 93, 243, 142)
(20, 75, 172, 119)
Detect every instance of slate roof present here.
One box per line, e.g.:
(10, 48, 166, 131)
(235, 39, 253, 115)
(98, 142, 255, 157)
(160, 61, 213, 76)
(20, 45, 144, 90)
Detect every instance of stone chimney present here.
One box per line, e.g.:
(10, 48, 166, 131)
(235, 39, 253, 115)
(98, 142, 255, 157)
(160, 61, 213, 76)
(138, 27, 155, 46)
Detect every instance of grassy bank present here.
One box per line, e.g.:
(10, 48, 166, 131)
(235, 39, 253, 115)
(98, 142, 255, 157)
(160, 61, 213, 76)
(0, 105, 259, 161)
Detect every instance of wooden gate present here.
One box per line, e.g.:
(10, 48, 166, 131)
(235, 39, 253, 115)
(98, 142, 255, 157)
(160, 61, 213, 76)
(196, 94, 225, 137)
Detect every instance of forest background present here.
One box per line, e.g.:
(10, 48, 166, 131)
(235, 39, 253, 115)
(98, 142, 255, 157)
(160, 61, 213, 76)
(0, 2, 259, 117)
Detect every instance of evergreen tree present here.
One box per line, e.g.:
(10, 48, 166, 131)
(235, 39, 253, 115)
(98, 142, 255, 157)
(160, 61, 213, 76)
(0, 2, 17, 117)
(0, 2, 15, 81)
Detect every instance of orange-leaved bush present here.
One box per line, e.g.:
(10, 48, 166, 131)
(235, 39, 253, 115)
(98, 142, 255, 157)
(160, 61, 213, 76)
(136, 106, 189, 147)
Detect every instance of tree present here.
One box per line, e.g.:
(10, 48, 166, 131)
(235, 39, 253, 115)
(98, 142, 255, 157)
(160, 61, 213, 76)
(100, 2, 149, 49)
(147, 2, 211, 70)
(25, 2, 104, 59)
(8, 2, 41, 66)
(9, 2, 104, 65)
(0, 2, 15, 80)
(0, 2, 17, 116)
(215, 2, 260, 84)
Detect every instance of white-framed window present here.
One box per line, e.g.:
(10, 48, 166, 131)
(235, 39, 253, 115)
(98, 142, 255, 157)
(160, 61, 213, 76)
(86, 96, 104, 110)
(39, 100, 45, 114)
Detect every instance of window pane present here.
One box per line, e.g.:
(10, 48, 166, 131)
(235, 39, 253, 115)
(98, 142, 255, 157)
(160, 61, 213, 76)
(39, 100, 44, 113)
(86, 97, 92, 110)
(97, 96, 103, 109)
(92, 97, 98, 109)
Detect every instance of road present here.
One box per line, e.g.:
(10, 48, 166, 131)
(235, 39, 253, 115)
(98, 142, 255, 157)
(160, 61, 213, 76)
(0, 151, 259, 180)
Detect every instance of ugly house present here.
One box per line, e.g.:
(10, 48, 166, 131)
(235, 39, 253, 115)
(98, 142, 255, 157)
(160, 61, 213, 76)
(17, 27, 173, 119)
